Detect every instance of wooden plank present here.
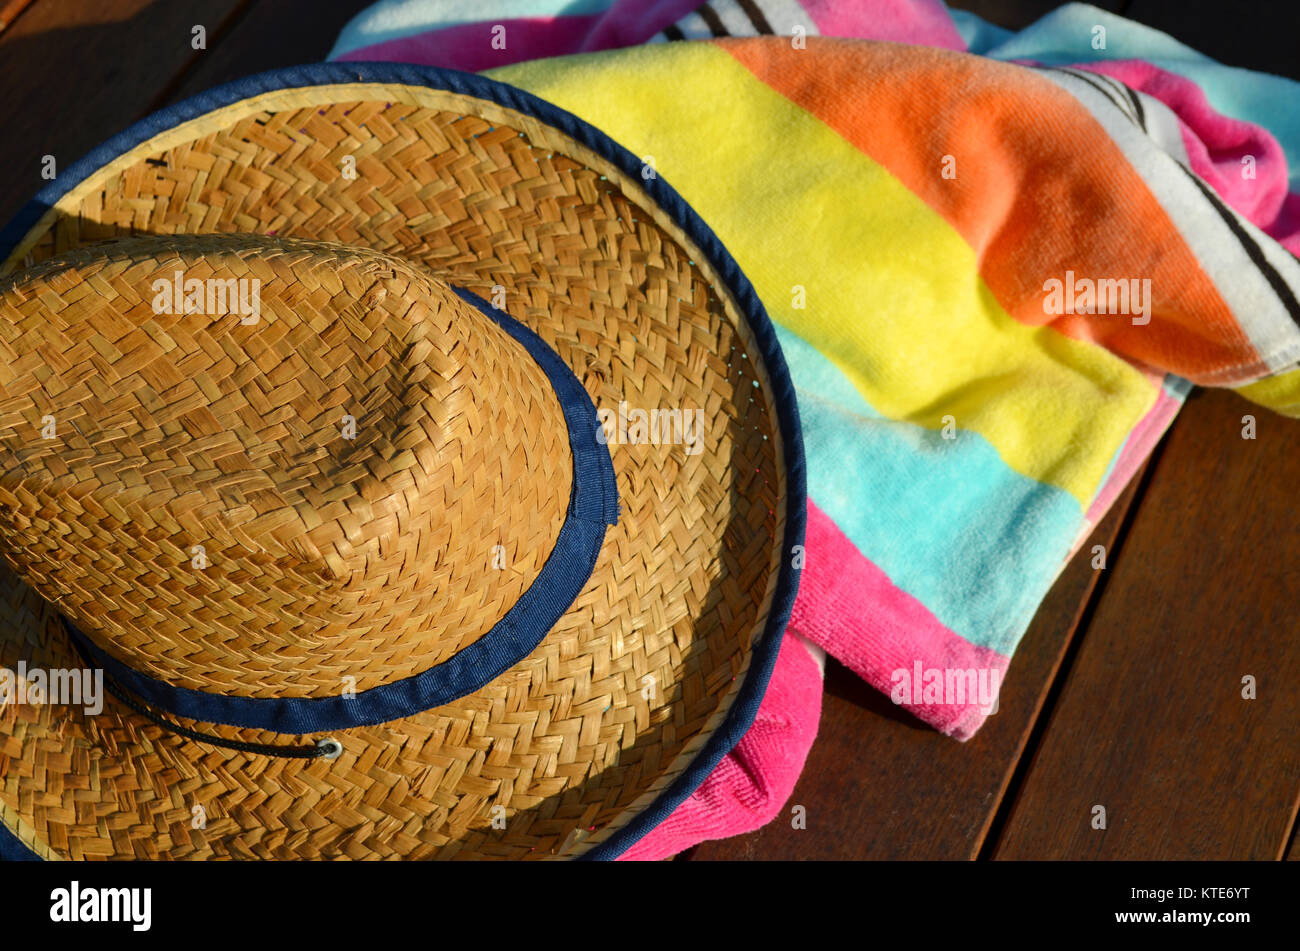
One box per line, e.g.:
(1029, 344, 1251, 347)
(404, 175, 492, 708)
(993, 388, 1300, 860)
(0, 0, 38, 36)
(165, 0, 373, 105)
(1125, 0, 1300, 82)
(689, 474, 1146, 860)
(0, 0, 250, 227)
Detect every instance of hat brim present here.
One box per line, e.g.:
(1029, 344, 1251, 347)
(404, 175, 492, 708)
(0, 63, 805, 860)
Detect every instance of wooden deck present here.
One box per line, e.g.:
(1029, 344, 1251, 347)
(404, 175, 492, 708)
(0, 0, 1294, 861)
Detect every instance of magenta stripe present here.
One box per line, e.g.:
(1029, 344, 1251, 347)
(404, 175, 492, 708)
(802, 0, 965, 51)
(336, 16, 604, 72)
(792, 500, 1009, 741)
(578, 0, 702, 50)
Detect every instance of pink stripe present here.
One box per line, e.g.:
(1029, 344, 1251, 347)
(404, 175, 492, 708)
(618, 628, 823, 860)
(336, 15, 604, 72)
(1084, 383, 1183, 524)
(803, 0, 965, 51)
(792, 500, 1009, 741)
(578, 0, 701, 51)
(1073, 60, 1300, 256)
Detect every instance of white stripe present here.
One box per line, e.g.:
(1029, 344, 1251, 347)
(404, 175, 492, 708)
(708, 0, 759, 36)
(1038, 68, 1300, 379)
(756, 0, 820, 35)
(1084, 70, 1188, 162)
(1076, 69, 1190, 163)
(1134, 89, 1190, 164)
(670, 0, 819, 38)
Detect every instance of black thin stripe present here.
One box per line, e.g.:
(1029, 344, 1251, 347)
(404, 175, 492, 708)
(664, 23, 685, 40)
(1094, 70, 1148, 133)
(1122, 82, 1147, 132)
(736, 0, 775, 33)
(1046, 66, 1134, 125)
(695, 2, 730, 37)
(1176, 163, 1300, 331)
(1060, 66, 1131, 119)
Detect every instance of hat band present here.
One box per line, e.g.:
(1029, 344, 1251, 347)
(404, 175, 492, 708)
(61, 286, 619, 736)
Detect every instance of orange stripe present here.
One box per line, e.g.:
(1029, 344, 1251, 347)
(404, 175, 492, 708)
(720, 37, 1259, 380)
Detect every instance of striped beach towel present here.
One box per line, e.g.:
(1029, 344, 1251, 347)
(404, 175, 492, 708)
(329, 0, 1300, 857)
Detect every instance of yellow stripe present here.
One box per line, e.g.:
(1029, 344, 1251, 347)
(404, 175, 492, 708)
(492, 44, 1156, 504)
(1235, 366, 1300, 418)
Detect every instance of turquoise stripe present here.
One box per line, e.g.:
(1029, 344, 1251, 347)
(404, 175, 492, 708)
(1163, 374, 1194, 402)
(330, 0, 616, 58)
(948, 8, 1011, 53)
(776, 324, 1083, 656)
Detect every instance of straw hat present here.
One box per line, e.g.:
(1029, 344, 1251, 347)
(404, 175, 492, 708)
(0, 64, 803, 860)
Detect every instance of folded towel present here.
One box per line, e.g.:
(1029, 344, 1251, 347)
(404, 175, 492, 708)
(330, 0, 1300, 858)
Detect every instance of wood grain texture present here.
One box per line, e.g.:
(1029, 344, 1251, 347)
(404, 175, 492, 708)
(689, 475, 1146, 860)
(993, 389, 1300, 860)
(0, 0, 37, 36)
(0, 0, 250, 226)
(164, 0, 373, 105)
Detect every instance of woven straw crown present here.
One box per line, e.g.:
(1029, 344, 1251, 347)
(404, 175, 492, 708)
(0, 235, 576, 698)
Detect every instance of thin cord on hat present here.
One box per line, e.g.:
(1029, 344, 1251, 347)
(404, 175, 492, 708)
(62, 617, 341, 760)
